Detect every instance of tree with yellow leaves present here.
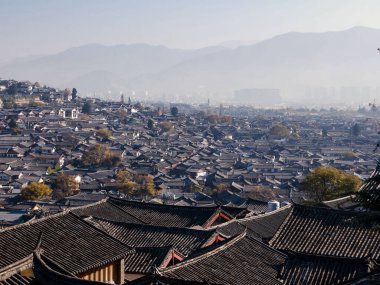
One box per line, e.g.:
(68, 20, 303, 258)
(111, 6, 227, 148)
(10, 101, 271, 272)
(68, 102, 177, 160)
(21, 183, 52, 201)
(300, 167, 362, 202)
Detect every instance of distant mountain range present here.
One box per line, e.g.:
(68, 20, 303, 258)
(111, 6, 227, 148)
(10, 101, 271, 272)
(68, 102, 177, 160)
(1, 26, 380, 104)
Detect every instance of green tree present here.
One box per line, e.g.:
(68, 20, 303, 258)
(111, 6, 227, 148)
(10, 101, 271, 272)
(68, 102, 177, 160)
(47, 166, 54, 174)
(82, 100, 93, 114)
(322, 128, 328, 137)
(170, 106, 179, 116)
(52, 173, 79, 199)
(7, 83, 17, 95)
(72, 88, 78, 100)
(8, 119, 20, 135)
(54, 162, 61, 172)
(8, 119, 17, 129)
(47, 163, 61, 174)
(300, 167, 362, 202)
(21, 183, 52, 201)
(3, 97, 16, 109)
(351, 123, 361, 137)
(147, 118, 154, 130)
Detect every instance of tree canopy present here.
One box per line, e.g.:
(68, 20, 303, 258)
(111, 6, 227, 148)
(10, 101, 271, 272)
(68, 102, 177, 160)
(300, 167, 362, 202)
(7, 83, 17, 95)
(137, 175, 156, 196)
(52, 173, 79, 199)
(205, 114, 232, 124)
(8, 119, 18, 129)
(160, 121, 173, 132)
(96, 128, 112, 139)
(8, 119, 20, 135)
(82, 100, 93, 114)
(170, 106, 179, 116)
(351, 123, 361, 136)
(269, 124, 290, 138)
(63, 88, 71, 99)
(71, 88, 78, 100)
(116, 170, 156, 197)
(246, 185, 276, 201)
(3, 97, 16, 109)
(82, 144, 120, 167)
(21, 183, 52, 201)
(147, 118, 154, 130)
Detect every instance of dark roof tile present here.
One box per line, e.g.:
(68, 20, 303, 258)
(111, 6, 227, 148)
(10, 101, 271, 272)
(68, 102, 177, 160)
(270, 204, 380, 261)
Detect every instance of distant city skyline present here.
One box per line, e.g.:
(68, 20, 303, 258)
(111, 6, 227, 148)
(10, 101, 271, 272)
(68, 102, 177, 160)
(1, 0, 380, 63)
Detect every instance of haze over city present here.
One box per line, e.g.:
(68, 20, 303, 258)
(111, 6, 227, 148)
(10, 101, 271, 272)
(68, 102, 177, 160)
(1, 0, 380, 106)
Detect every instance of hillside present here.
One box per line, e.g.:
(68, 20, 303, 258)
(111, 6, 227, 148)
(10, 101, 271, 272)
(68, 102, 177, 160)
(1, 26, 380, 104)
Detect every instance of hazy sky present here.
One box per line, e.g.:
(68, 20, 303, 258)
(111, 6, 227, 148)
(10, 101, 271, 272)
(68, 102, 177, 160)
(1, 0, 380, 62)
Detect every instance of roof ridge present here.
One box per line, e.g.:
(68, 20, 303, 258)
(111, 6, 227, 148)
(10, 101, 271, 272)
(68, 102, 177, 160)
(69, 212, 134, 252)
(322, 195, 354, 204)
(202, 208, 234, 228)
(108, 196, 219, 211)
(286, 250, 374, 263)
(206, 216, 238, 230)
(92, 216, 216, 236)
(0, 197, 151, 233)
(134, 245, 174, 251)
(292, 202, 363, 215)
(157, 231, 247, 274)
(207, 204, 292, 231)
(0, 207, 71, 233)
(105, 199, 149, 224)
(67, 212, 134, 274)
(239, 203, 292, 222)
(269, 205, 295, 247)
(68, 196, 109, 210)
